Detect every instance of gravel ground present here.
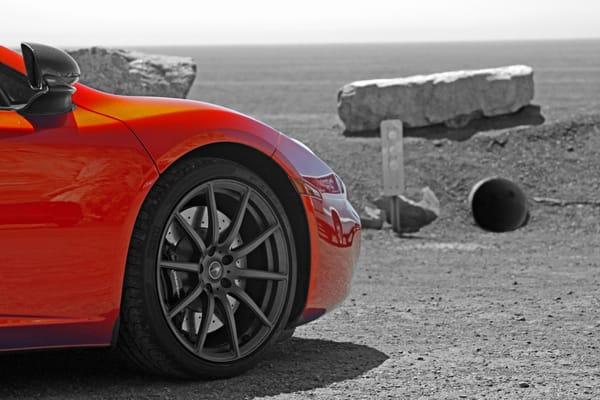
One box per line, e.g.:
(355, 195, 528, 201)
(1, 221, 598, 399)
(1, 116, 599, 399)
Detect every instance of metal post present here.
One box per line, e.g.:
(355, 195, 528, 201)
(380, 120, 404, 233)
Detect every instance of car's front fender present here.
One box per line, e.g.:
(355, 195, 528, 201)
(73, 88, 282, 172)
(273, 134, 362, 325)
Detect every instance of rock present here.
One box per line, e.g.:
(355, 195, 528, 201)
(67, 47, 197, 98)
(337, 65, 534, 134)
(360, 206, 385, 230)
(373, 187, 440, 233)
(518, 381, 530, 388)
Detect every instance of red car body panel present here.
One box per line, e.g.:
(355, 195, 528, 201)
(273, 135, 361, 324)
(0, 45, 360, 351)
(0, 104, 158, 350)
(73, 88, 282, 172)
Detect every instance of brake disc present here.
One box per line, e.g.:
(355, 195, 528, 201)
(164, 206, 246, 334)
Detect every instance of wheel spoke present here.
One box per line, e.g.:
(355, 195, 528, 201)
(174, 213, 207, 253)
(217, 294, 240, 357)
(157, 179, 290, 362)
(233, 267, 287, 281)
(228, 286, 272, 328)
(207, 183, 220, 246)
(232, 224, 280, 258)
(221, 187, 251, 247)
(195, 293, 215, 353)
(168, 284, 204, 319)
(159, 261, 200, 273)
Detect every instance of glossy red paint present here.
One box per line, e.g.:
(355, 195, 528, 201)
(73, 88, 282, 173)
(273, 135, 361, 325)
(0, 107, 158, 350)
(0, 45, 360, 351)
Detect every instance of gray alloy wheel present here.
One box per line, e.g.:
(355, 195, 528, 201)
(156, 179, 290, 362)
(117, 157, 297, 378)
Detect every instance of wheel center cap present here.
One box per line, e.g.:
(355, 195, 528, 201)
(208, 261, 223, 280)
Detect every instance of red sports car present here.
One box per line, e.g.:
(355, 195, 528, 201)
(0, 43, 361, 378)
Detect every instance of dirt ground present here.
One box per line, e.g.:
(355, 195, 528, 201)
(1, 115, 599, 399)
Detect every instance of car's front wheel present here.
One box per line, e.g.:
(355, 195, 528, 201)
(117, 156, 297, 378)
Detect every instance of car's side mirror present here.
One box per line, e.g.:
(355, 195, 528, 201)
(19, 42, 80, 116)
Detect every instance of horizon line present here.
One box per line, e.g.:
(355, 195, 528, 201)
(53, 36, 600, 49)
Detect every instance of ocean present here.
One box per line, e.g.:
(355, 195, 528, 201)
(135, 40, 600, 123)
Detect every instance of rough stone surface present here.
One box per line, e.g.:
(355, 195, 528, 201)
(67, 47, 197, 98)
(373, 187, 440, 233)
(338, 65, 534, 133)
(360, 206, 385, 230)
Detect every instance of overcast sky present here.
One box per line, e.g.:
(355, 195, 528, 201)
(2, 1, 600, 47)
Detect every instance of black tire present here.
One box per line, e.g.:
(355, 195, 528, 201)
(277, 327, 296, 343)
(117, 156, 297, 378)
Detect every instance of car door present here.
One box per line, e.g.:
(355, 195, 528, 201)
(0, 64, 159, 349)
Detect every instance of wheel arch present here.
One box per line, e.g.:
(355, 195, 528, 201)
(163, 142, 310, 328)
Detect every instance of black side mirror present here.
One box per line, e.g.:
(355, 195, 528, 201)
(19, 42, 81, 115)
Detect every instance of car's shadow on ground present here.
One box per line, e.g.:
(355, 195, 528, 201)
(0, 338, 388, 399)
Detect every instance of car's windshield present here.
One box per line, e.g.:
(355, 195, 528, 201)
(0, 62, 33, 106)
